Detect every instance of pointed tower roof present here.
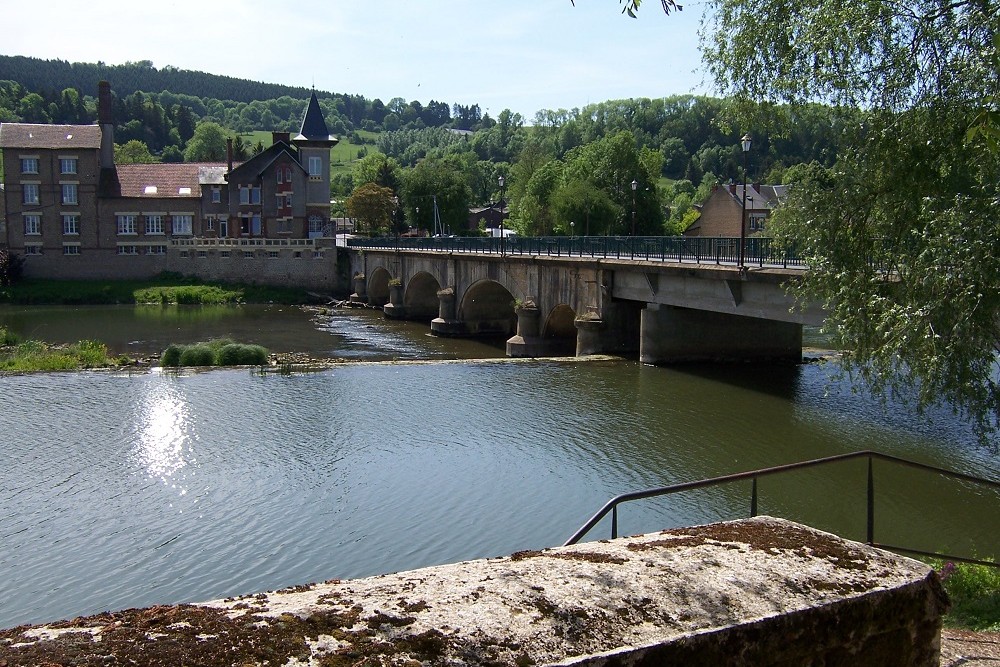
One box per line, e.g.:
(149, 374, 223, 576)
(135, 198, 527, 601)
(294, 91, 336, 145)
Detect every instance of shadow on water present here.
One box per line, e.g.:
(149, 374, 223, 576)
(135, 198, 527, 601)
(658, 361, 806, 402)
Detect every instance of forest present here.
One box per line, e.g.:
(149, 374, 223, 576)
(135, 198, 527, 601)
(0, 55, 847, 236)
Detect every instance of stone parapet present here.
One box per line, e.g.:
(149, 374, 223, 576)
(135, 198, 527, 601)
(0, 517, 948, 666)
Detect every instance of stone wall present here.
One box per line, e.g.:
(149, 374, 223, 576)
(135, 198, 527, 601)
(17, 240, 346, 293)
(0, 517, 949, 666)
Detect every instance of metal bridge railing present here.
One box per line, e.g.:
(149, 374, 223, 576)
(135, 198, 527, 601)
(348, 235, 806, 268)
(564, 450, 1000, 568)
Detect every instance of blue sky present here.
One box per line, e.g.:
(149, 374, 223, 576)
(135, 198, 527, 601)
(3, 1, 713, 120)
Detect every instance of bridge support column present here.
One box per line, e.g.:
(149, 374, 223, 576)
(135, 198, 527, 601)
(383, 283, 406, 319)
(506, 298, 547, 357)
(640, 304, 803, 364)
(349, 272, 368, 305)
(430, 287, 466, 336)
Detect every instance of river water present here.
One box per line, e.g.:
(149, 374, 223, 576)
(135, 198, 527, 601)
(0, 305, 997, 629)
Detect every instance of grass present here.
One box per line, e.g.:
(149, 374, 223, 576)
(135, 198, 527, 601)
(238, 129, 379, 178)
(161, 338, 269, 368)
(0, 337, 122, 372)
(936, 560, 1000, 631)
(0, 273, 313, 305)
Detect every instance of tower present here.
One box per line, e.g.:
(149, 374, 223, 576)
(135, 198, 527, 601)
(293, 91, 338, 236)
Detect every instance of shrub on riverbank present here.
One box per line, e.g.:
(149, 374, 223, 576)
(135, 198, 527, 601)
(0, 273, 313, 305)
(938, 560, 1000, 631)
(0, 326, 20, 346)
(0, 338, 117, 372)
(160, 338, 268, 368)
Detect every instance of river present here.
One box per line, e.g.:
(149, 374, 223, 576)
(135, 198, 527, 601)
(0, 304, 997, 629)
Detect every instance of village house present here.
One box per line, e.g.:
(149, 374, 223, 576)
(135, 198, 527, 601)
(684, 183, 790, 237)
(0, 82, 337, 281)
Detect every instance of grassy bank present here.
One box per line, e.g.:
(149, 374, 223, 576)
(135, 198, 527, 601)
(937, 560, 1000, 631)
(0, 273, 315, 305)
(0, 326, 124, 372)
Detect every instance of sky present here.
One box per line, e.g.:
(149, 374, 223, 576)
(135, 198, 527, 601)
(3, 1, 714, 121)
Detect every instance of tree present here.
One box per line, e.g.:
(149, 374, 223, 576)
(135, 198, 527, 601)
(402, 158, 473, 235)
(700, 0, 1000, 445)
(346, 182, 396, 236)
(183, 121, 228, 162)
(114, 139, 157, 164)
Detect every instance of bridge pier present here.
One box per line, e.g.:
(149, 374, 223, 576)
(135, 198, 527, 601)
(506, 298, 548, 357)
(430, 287, 466, 336)
(640, 304, 803, 364)
(349, 272, 368, 305)
(383, 283, 406, 319)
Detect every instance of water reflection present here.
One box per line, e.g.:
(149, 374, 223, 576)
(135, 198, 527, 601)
(132, 379, 191, 490)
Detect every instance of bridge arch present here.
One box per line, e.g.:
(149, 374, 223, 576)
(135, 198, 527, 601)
(459, 280, 516, 336)
(543, 304, 578, 356)
(368, 267, 392, 307)
(404, 271, 442, 322)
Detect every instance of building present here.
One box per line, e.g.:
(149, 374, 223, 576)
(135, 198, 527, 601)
(684, 183, 789, 237)
(0, 82, 338, 283)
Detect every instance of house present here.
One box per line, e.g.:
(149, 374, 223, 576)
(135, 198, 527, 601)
(684, 183, 789, 237)
(0, 81, 337, 278)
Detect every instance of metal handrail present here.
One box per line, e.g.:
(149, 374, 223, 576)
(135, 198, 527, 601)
(348, 235, 806, 268)
(563, 450, 1000, 567)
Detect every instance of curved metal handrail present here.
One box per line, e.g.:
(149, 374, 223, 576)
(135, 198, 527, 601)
(563, 450, 1000, 567)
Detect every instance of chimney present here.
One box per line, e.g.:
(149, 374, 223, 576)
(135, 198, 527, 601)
(272, 131, 290, 145)
(227, 138, 233, 173)
(728, 183, 736, 195)
(98, 81, 115, 169)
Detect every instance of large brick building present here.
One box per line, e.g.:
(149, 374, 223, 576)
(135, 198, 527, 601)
(0, 82, 337, 279)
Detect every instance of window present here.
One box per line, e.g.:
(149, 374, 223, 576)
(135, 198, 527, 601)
(60, 158, 77, 174)
(749, 215, 766, 232)
(117, 215, 137, 235)
(147, 245, 167, 255)
(251, 214, 261, 235)
(220, 250, 231, 258)
(251, 187, 261, 204)
(308, 156, 322, 177)
(146, 214, 164, 235)
(286, 167, 292, 182)
(23, 183, 39, 205)
(312, 250, 324, 259)
(212, 187, 221, 203)
(276, 195, 285, 209)
(62, 214, 79, 235)
(25, 245, 42, 256)
(243, 251, 255, 259)
(268, 251, 279, 259)
(24, 214, 41, 235)
(117, 245, 138, 255)
(277, 169, 283, 184)
(277, 219, 292, 234)
(61, 183, 78, 205)
(239, 187, 250, 205)
(308, 214, 324, 236)
(197, 251, 208, 259)
(172, 214, 193, 235)
(63, 244, 80, 256)
(205, 217, 215, 232)
(21, 157, 38, 174)
(285, 194, 293, 209)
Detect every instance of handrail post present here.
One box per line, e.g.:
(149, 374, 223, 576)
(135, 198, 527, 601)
(750, 476, 758, 517)
(867, 456, 875, 544)
(611, 505, 618, 540)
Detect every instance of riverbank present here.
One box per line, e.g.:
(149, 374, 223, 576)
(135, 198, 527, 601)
(0, 274, 329, 306)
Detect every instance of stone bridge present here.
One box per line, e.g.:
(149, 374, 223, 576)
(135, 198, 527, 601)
(349, 249, 825, 363)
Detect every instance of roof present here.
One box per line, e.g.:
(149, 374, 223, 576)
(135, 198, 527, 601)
(113, 163, 205, 198)
(228, 142, 303, 181)
(0, 123, 102, 150)
(729, 184, 789, 210)
(293, 92, 336, 144)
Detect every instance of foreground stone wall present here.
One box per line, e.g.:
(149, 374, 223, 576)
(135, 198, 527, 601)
(0, 517, 948, 666)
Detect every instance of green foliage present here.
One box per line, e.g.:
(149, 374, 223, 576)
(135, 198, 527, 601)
(160, 344, 182, 367)
(0, 248, 25, 288)
(178, 344, 215, 366)
(114, 139, 158, 164)
(702, 0, 1000, 445)
(160, 339, 268, 368)
(183, 121, 229, 162)
(0, 338, 114, 372)
(346, 182, 397, 236)
(134, 285, 243, 305)
(937, 561, 1000, 631)
(0, 326, 20, 346)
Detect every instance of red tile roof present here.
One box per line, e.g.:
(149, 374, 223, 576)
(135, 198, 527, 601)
(115, 163, 204, 198)
(0, 123, 102, 149)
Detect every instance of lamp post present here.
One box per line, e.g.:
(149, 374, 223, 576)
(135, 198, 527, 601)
(570, 220, 575, 255)
(630, 179, 638, 236)
(739, 134, 752, 270)
(498, 175, 506, 257)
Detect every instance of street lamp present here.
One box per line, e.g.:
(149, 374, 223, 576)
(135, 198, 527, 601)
(498, 175, 506, 257)
(630, 179, 638, 236)
(739, 134, 752, 270)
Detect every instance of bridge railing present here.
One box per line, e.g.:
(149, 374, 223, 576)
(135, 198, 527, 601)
(564, 450, 1000, 568)
(348, 235, 805, 268)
